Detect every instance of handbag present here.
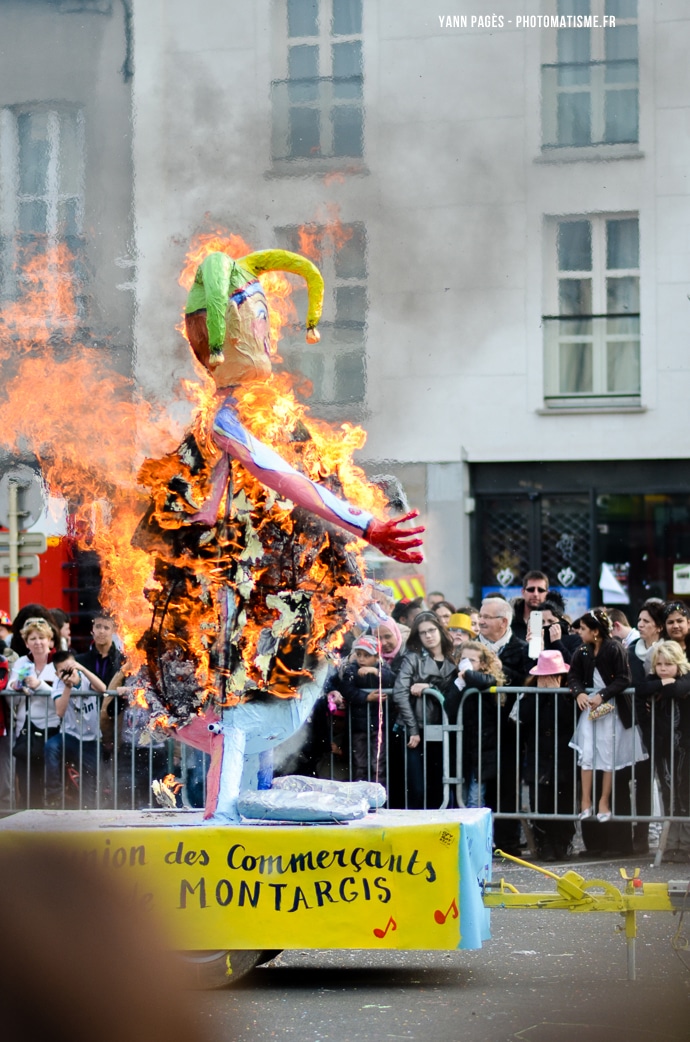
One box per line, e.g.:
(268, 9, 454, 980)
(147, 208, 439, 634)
(589, 700, 615, 721)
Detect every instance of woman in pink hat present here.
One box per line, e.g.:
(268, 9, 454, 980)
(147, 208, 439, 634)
(517, 649, 576, 861)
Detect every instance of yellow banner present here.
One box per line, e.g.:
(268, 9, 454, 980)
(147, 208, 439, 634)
(0, 809, 492, 951)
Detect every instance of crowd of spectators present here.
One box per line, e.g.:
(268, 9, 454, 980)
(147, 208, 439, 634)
(299, 572, 690, 864)
(1, 579, 690, 865)
(0, 604, 164, 812)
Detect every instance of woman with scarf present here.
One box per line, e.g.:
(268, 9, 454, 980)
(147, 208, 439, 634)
(628, 599, 665, 853)
(373, 617, 406, 675)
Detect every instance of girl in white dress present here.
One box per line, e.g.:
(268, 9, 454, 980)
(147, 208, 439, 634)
(568, 609, 647, 821)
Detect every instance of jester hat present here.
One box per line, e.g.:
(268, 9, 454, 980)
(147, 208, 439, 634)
(185, 250, 324, 383)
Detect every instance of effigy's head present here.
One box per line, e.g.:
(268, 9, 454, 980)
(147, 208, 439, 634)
(184, 249, 324, 388)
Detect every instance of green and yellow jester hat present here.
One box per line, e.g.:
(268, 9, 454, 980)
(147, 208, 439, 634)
(185, 249, 324, 386)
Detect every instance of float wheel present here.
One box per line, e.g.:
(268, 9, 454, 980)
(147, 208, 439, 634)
(178, 949, 264, 989)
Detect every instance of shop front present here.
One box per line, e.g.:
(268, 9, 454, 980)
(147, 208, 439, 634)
(472, 460, 690, 618)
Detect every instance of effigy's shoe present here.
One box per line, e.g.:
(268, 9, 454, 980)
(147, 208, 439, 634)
(237, 787, 369, 822)
(271, 774, 386, 809)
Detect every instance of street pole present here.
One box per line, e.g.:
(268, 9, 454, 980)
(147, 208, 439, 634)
(8, 481, 19, 619)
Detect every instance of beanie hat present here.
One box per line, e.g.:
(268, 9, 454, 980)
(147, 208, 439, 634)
(353, 635, 378, 656)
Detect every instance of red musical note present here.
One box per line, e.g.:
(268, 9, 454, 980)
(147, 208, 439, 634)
(434, 898, 459, 925)
(373, 916, 397, 939)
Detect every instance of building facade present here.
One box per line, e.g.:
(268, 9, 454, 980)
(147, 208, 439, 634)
(0, 0, 135, 625)
(120, 1, 690, 614)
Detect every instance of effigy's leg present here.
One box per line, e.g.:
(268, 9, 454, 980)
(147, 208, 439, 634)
(209, 669, 326, 823)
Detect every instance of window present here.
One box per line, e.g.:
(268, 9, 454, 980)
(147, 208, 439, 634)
(542, 0, 638, 148)
(0, 105, 84, 299)
(275, 220, 367, 407)
(272, 0, 364, 162)
(543, 215, 640, 408)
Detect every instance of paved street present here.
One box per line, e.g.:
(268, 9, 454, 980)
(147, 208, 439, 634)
(190, 856, 690, 1042)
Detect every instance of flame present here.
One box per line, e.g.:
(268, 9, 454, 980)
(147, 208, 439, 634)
(162, 772, 182, 793)
(1, 222, 391, 724)
(0, 242, 182, 672)
(297, 203, 353, 264)
(0, 242, 78, 353)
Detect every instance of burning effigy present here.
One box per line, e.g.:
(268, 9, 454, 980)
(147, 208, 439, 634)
(131, 246, 423, 821)
(0, 232, 422, 822)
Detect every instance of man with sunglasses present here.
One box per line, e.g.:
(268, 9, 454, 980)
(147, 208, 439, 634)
(512, 571, 550, 642)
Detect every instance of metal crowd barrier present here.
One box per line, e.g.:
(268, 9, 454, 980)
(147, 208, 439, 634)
(457, 686, 689, 823)
(0, 692, 188, 813)
(2, 687, 688, 843)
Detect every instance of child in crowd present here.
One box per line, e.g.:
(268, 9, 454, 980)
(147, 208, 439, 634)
(337, 635, 394, 784)
(45, 650, 106, 807)
(637, 641, 690, 862)
(447, 613, 476, 658)
(519, 649, 576, 861)
(450, 640, 504, 808)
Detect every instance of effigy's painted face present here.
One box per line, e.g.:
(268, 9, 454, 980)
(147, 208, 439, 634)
(212, 284, 272, 388)
(186, 281, 273, 388)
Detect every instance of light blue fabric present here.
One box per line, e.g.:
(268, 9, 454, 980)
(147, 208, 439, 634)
(457, 807, 493, 949)
(212, 676, 325, 823)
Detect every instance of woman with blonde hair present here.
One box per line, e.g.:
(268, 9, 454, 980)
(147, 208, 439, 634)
(636, 640, 690, 862)
(8, 617, 60, 807)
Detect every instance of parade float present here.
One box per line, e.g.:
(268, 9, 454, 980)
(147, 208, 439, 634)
(1, 240, 685, 989)
(0, 235, 493, 982)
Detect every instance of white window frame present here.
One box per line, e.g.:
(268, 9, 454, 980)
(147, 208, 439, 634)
(275, 219, 367, 408)
(541, 0, 638, 149)
(543, 213, 641, 408)
(0, 104, 85, 301)
(271, 0, 364, 166)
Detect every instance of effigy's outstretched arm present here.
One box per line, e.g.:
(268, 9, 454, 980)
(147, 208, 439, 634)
(193, 397, 424, 564)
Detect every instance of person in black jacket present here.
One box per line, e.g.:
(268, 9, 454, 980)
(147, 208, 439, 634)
(539, 600, 582, 663)
(337, 635, 395, 783)
(392, 612, 457, 808)
(511, 571, 550, 642)
(568, 609, 642, 822)
(627, 600, 665, 854)
(75, 613, 123, 687)
(477, 597, 531, 855)
(519, 650, 576, 861)
(635, 640, 690, 862)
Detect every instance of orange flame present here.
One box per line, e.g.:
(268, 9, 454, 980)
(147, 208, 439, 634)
(297, 202, 353, 264)
(0, 242, 182, 671)
(132, 688, 149, 708)
(1, 222, 387, 714)
(0, 242, 78, 353)
(162, 772, 182, 793)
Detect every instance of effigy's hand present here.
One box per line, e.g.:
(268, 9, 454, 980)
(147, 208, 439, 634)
(365, 510, 424, 564)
